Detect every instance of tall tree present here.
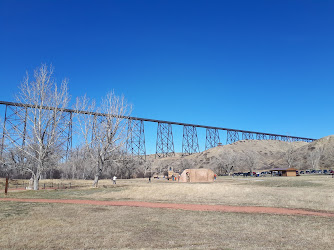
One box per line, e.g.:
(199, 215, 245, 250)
(4, 64, 70, 190)
(76, 91, 131, 187)
(285, 142, 295, 168)
(243, 150, 258, 176)
(213, 149, 235, 176)
(309, 145, 324, 170)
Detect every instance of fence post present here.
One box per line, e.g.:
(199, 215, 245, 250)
(70, 183, 71, 189)
(44, 183, 45, 189)
(5, 177, 9, 195)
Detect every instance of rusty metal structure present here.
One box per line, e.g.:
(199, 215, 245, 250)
(126, 119, 146, 160)
(0, 100, 316, 160)
(156, 122, 175, 157)
(0, 102, 73, 160)
(205, 128, 220, 150)
(182, 125, 200, 156)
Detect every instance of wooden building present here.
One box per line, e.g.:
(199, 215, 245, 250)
(271, 167, 297, 177)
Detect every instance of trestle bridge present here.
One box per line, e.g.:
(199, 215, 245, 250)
(0, 101, 315, 160)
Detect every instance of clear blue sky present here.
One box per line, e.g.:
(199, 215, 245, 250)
(0, 0, 333, 154)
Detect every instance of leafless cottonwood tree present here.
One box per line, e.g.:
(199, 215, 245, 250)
(4, 65, 70, 190)
(76, 92, 131, 187)
(136, 158, 152, 177)
(213, 149, 235, 176)
(309, 145, 324, 170)
(243, 151, 258, 175)
(62, 146, 94, 179)
(285, 142, 295, 168)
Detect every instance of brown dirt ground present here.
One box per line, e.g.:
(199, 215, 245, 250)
(1, 198, 334, 217)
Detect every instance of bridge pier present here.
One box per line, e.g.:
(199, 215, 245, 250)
(226, 130, 239, 144)
(182, 125, 200, 155)
(55, 111, 73, 160)
(205, 128, 220, 150)
(268, 135, 279, 140)
(242, 132, 254, 140)
(126, 119, 146, 160)
(1, 105, 27, 156)
(256, 133, 268, 140)
(156, 122, 175, 158)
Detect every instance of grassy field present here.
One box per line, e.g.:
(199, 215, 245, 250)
(0, 175, 333, 249)
(1, 175, 333, 212)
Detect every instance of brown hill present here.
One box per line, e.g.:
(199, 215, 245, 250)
(291, 135, 334, 170)
(149, 136, 334, 174)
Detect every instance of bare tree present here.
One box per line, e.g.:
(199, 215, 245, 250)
(180, 158, 192, 173)
(213, 149, 235, 176)
(62, 146, 91, 179)
(309, 145, 324, 170)
(4, 65, 70, 189)
(243, 151, 258, 176)
(285, 143, 295, 168)
(76, 91, 131, 187)
(151, 158, 169, 175)
(138, 159, 152, 177)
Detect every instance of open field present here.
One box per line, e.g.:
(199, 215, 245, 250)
(0, 202, 333, 249)
(1, 175, 333, 249)
(1, 175, 333, 212)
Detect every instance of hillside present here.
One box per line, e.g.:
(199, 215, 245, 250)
(291, 135, 334, 169)
(149, 136, 334, 174)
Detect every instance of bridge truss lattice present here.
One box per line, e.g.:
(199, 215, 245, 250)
(0, 101, 315, 160)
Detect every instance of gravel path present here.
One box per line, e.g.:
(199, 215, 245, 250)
(1, 198, 334, 217)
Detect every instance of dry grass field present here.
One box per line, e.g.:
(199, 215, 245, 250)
(1, 175, 333, 249)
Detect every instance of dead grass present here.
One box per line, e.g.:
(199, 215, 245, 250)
(1, 175, 333, 213)
(1, 176, 333, 249)
(88, 175, 334, 212)
(0, 202, 333, 250)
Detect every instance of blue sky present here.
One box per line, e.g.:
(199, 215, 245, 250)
(0, 0, 333, 154)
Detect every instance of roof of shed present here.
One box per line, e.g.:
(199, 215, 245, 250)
(271, 168, 297, 171)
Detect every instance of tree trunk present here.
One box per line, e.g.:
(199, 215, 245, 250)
(72, 164, 75, 179)
(33, 174, 40, 190)
(93, 174, 99, 188)
(93, 158, 103, 187)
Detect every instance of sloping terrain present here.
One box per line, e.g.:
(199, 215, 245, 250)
(149, 135, 334, 173)
(291, 135, 334, 169)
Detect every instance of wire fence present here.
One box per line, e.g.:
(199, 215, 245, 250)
(1, 179, 94, 192)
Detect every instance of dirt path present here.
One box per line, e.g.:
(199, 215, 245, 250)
(1, 198, 334, 217)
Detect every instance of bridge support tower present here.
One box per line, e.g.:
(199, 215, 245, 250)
(205, 128, 220, 150)
(156, 122, 175, 158)
(182, 125, 200, 155)
(126, 119, 146, 160)
(226, 130, 239, 144)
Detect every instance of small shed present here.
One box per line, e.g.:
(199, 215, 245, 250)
(179, 169, 215, 182)
(271, 168, 297, 177)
